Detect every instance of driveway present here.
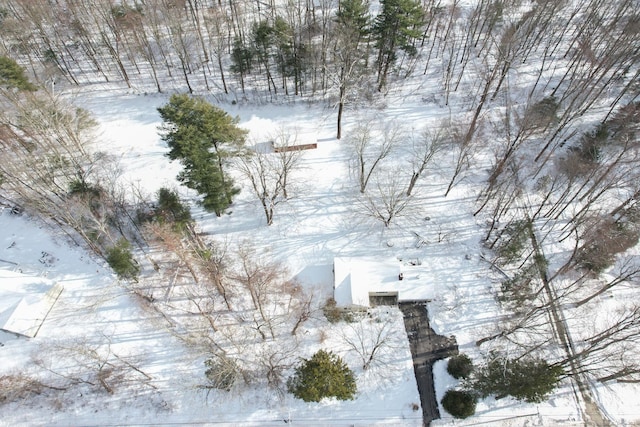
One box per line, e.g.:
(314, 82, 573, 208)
(400, 302, 458, 427)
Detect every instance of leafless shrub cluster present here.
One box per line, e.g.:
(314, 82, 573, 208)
(576, 216, 640, 274)
(0, 373, 48, 405)
(33, 334, 154, 396)
(137, 233, 319, 394)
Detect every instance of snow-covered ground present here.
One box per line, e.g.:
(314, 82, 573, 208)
(0, 82, 638, 426)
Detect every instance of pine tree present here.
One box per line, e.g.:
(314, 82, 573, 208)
(155, 187, 192, 230)
(373, 0, 423, 91)
(287, 350, 357, 402)
(252, 20, 278, 93)
(230, 37, 253, 94)
(106, 239, 139, 282)
(333, 0, 371, 139)
(157, 94, 247, 216)
(0, 56, 37, 91)
(473, 354, 563, 403)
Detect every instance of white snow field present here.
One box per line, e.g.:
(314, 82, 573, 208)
(0, 82, 638, 427)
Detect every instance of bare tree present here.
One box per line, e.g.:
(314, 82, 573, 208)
(0, 91, 125, 254)
(228, 245, 295, 340)
(348, 119, 399, 193)
(406, 125, 448, 196)
(256, 342, 298, 394)
(340, 309, 397, 370)
(444, 125, 473, 197)
(360, 172, 412, 227)
(238, 144, 300, 226)
(557, 304, 640, 383)
(185, 227, 234, 311)
(575, 257, 640, 307)
(331, 0, 371, 139)
(144, 222, 199, 286)
(34, 333, 154, 395)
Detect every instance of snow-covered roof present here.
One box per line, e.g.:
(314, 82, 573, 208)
(0, 268, 63, 338)
(271, 133, 317, 148)
(333, 257, 402, 307)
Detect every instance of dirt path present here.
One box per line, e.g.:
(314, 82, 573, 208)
(528, 223, 612, 427)
(400, 302, 458, 427)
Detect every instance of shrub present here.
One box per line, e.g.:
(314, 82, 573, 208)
(0, 374, 45, 405)
(322, 298, 356, 323)
(447, 354, 474, 379)
(525, 96, 559, 131)
(287, 350, 356, 402)
(577, 217, 640, 274)
(204, 355, 239, 391)
(441, 389, 476, 419)
(106, 239, 139, 281)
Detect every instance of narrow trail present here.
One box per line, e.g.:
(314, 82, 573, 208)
(528, 223, 612, 427)
(400, 302, 458, 427)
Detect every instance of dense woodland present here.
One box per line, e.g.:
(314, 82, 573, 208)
(1, 0, 640, 419)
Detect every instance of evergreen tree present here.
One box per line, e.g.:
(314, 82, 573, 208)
(157, 94, 247, 216)
(230, 37, 253, 94)
(473, 354, 563, 403)
(252, 20, 278, 93)
(272, 16, 306, 96)
(287, 350, 357, 402)
(447, 354, 474, 379)
(106, 239, 140, 282)
(333, 0, 371, 139)
(372, 0, 424, 91)
(155, 187, 192, 230)
(0, 56, 37, 91)
(441, 389, 477, 419)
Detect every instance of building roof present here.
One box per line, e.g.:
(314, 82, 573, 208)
(0, 268, 63, 338)
(334, 257, 402, 307)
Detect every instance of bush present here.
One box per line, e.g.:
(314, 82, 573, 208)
(322, 298, 356, 323)
(441, 389, 476, 419)
(0, 374, 45, 405)
(287, 350, 356, 402)
(106, 239, 140, 281)
(447, 354, 474, 379)
(577, 217, 640, 274)
(525, 96, 559, 131)
(204, 355, 239, 391)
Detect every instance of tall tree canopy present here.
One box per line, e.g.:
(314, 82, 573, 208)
(373, 0, 424, 91)
(157, 94, 247, 216)
(473, 354, 563, 403)
(333, 0, 371, 139)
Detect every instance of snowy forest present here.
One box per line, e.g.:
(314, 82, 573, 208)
(1, 0, 640, 425)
